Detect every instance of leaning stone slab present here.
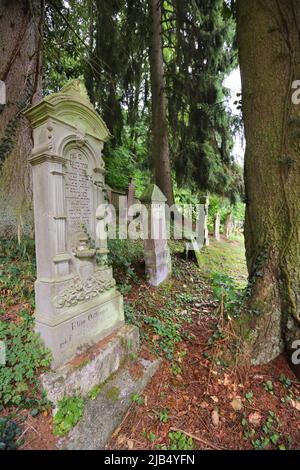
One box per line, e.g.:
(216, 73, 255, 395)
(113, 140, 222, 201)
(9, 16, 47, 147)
(57, 356, 160, 450)
(41, 324, 139, 406)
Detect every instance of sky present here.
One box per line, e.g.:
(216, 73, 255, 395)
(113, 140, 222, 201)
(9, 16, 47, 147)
(223, 67, 244, 163)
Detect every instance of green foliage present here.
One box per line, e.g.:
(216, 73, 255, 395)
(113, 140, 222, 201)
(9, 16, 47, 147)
(168, 431, 194, 450)
(165, 0, 242, 199)
(42, 0, 242, 206)
(0, 238, 51, 409)
(144, 316, 182, 361)
(107, 240, 143, 291)
(0, 315, 51, 408)
(0, 416, 22, 450)
(131, 393, 144, 405)
(88, 384, 103, 401)
(207, 194, 245, 233)
(242, 411, 285, 450)
(263, 380, 274, 394)
(279, 375, 292, 389)
(104, 124, 150, 193)
(53, 396, 84, 437)
(210, 272, 244, 318)
(252, 412, 282, 450)
(0, 238, 36, 307)
(245, 391, 253, 403)
(159, 408, 169, 423)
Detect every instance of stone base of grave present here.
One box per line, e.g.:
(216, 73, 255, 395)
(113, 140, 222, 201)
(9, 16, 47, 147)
(36, 289, 124, 368)
(57, 356, 160, 450)
(41, 324, 140, 406)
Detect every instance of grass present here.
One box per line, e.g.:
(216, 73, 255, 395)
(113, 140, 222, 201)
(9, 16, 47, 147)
(194, 236, 247, 288)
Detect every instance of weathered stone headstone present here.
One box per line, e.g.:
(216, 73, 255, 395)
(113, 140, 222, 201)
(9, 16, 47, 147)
(185, 195, 209, 260)
(214, 212, 221, 241)
(127, 178, 135, 221)
(224, 211, 233, 239)
(0, 80, 6, 105)
(25, 80, 126, 368)
(198, 196, 209, 247)
(140, 184, 171, 286)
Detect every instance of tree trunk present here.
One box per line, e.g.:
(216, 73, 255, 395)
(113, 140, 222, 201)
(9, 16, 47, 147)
(0, 0, 43, 237)
(148, 0, 174, 206)
(237, 0, 300, 372)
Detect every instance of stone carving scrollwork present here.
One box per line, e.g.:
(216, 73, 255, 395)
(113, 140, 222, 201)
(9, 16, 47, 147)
(54, 270, 116, 309)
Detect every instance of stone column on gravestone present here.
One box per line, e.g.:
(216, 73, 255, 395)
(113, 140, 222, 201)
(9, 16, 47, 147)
(214, 212, 221, 241)
(24, 79, 125, 368)
(140, 184, 171, 286)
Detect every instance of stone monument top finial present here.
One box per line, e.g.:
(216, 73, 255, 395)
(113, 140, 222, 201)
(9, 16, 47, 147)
(59, 78, 91, 102)
(140, 184, 167, 204)
(25, 77, 112, 143)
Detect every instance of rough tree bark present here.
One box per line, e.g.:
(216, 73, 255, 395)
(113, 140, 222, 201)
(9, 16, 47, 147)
(148, 0, 174, 206)
(0, 0, 43, 237)
(237, 0, 300, 372)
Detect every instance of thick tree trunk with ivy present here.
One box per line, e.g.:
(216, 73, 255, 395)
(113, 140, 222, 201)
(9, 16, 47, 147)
(148, 0, 174, 206)
(237, 0, 300, 373)
(0, 0, 43, 238)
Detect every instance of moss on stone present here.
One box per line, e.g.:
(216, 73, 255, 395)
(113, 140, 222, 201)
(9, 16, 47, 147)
(106, 386, 120, 401)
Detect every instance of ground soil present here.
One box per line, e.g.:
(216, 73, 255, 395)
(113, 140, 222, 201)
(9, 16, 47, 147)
(2, 237, 300, 450)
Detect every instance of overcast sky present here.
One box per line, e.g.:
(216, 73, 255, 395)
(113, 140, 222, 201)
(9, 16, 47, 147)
(223, 67, 244, 163)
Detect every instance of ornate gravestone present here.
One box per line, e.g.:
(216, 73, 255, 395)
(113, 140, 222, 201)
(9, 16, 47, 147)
(25, 80, 126, 368)
(140, 184, 171, 286)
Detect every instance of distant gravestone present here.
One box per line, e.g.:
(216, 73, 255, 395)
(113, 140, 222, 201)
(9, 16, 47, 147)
(0, 80, 6, 106)
(185, 196, 209, 260)
(127, 178, 135, 221)
(198, 196, 209, 247)
(214, 212, 221, 241)
(140, 184, 171, 286)
(224, 211, 233, 239)
(25, 80, 125, 367)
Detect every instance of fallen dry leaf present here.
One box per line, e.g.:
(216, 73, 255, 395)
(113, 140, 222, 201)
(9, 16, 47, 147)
(200, 401, 209, 409)
(211, 409, 220, 427)
(248, 412, 262, 426)
(127, 440, 134, 450)
(230, 397, 243, 411)
(291, 400, 300, 412)
(223, 374, 231, 387)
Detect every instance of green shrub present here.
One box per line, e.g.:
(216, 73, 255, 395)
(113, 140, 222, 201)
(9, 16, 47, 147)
(53, 396, 84, 436)
(0, 314, 52, 408)
(0, 416, 22, 450)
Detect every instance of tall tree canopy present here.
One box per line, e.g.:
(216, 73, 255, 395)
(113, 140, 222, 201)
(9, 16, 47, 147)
(165, 0, 240, 200)
(0, 0, 242, 236)
(44, 0, 240, 196)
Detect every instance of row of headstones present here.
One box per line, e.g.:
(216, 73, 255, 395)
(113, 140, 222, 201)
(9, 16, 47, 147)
(213, 212, 236, 241)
